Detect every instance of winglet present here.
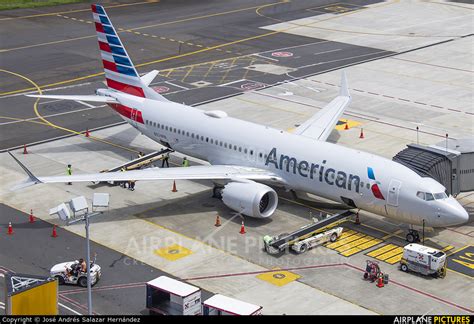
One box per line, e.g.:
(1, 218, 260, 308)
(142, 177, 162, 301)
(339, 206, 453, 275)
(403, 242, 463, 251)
(8, 151, 42, 190)
(339, 70, 350, 98)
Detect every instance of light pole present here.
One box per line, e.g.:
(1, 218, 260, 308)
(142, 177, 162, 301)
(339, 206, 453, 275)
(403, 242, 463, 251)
(50, 193, 110, 316)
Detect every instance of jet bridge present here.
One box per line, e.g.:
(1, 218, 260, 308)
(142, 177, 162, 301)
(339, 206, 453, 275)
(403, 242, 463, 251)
(393, 138, 474, 196)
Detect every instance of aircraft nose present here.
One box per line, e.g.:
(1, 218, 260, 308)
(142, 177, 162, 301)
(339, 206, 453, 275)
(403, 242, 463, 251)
(444, 197, 469, 226)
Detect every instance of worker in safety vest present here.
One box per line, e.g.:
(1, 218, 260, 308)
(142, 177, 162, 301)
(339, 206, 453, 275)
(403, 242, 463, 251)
(67, 164, 72, 185)
(120, 167, 127, 188)
(162, 152, 170, 168)
(182, 157, 189, 167)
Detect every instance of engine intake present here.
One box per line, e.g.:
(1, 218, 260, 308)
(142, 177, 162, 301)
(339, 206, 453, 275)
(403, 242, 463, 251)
(221, 182, 278, 218)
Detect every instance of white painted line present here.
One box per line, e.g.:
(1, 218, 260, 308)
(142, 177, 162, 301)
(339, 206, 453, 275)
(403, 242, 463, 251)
(75, 100, 97, 109)
(219, 79, 247, 87)
(0, 105, 106, 126)
(313, 48, 341, 56)
(38, 99, 64, 105)
(164, 81, 189, 90)
(58, 302, 82, 315)
(1, 82, 93, 99)
(252, 53, 278, 61)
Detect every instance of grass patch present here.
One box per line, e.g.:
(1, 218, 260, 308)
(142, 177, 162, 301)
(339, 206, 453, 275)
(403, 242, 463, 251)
(0, 0, 87, 11)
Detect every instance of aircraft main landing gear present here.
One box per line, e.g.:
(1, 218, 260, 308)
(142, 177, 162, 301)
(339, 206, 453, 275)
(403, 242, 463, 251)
(406, 230, 420, 243)
(212, 186, 223, 199)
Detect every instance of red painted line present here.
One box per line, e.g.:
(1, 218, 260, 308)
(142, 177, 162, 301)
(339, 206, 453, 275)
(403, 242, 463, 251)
(325, 83, 336, 86)
(414, 102, 427, 105)
(466, 112, 474, 115)
(353, 89, 364, 92)
(382, 95, 394, 98)
(398, 98, 411, 102)
(186, 261, 473, 314)
(431, 105, 444, 109)
(60, 294, 99, 315)
(448, 108, 461, 112)
(184, 263, 345, 281)
(368, 92, 379, 95)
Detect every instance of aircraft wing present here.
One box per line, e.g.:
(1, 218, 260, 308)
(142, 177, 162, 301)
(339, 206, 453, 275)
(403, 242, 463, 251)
(8, 152, 285, 189)
(26, 94, 119, 104)
(293, 71, 351, 141)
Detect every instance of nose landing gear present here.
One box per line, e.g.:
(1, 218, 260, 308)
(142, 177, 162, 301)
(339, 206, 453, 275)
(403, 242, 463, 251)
(406, 230, 420, 243)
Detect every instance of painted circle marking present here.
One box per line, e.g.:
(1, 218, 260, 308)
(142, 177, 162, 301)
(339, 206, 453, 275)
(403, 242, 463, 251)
(154, 86, 170, 93)
(168, 249, 179, 254)
(271, 51, 293, 57)
(240, 82, 265, 91)
(273, 273, 286, 279)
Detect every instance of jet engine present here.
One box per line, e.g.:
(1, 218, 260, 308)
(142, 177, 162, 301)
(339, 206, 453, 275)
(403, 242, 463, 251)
(221, 181, 278, 218)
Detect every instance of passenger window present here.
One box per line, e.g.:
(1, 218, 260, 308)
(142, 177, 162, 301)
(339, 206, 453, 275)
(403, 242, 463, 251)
(244, 149, 247, 154)
(191, 133, 194, 138)
(234, 145, 237, 150)
(186, 132, 189, 136)
(366, 183, 370, 189)
(206, 137, 209, 142)
(250, 150, 253, 155)
(239, 147, 242, 152)
(224, 143, 227, 148)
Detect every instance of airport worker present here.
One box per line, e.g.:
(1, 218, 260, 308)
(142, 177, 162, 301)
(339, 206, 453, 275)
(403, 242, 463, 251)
(182, 156, 189, 167)
(67, 164, 72, 185)
(138, 152, 144, 158)
(162, 152, 170, 168)
(129, 180, 136, 191)
(120, 167, 127, 188)
(80, 258, 87, 273)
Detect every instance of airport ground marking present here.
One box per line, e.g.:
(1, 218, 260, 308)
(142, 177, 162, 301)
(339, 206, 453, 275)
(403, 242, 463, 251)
(0, 1, 154, 21)
(0, 69, 141, 154)
(256, 269, 301, 287)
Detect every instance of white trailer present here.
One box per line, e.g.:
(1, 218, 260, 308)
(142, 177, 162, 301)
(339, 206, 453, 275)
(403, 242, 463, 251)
(146, 276, 202, 315)
(203, 294, 262, 316)
(400, 244, 447, 278)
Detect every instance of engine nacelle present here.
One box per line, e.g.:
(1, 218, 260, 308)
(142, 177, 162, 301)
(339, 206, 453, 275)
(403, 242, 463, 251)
(221, 182, 278, 218)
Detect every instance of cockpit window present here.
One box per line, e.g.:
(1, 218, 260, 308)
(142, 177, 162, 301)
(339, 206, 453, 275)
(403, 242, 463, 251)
(416, 191, 435, 201)
(434, 192, 448, 200)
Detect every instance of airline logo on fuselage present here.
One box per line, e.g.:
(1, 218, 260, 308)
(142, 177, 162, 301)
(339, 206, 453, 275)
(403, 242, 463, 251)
(368, 167, 385, 200)
(264, 147, 361, 193)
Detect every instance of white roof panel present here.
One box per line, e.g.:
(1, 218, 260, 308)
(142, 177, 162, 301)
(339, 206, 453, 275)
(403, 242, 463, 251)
(146, 276, 200, 297)
(203, 294, 262, 315)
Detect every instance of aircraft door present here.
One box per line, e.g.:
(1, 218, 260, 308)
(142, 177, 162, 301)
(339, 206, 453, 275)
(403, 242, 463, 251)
(387, 179, 402, 206)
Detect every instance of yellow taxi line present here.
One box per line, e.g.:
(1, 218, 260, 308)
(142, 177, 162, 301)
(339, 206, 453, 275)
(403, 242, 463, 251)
(340, 238, 383, 257)
(375, 247, 404, 261)
(335, 237, 372, 252)
(385, 254, 403, 264)
(326, 232, 366, 249)
(366, 244, 398, 258)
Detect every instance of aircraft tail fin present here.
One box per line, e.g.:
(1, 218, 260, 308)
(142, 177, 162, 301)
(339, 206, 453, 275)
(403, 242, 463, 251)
(91, 4, 168, 102)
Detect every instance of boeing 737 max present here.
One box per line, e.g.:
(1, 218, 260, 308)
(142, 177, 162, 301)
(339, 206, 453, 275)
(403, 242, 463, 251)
(12, 4, 468, 242)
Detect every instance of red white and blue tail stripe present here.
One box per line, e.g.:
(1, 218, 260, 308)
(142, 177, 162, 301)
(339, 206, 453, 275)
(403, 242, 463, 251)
(92, 4, 166, 101)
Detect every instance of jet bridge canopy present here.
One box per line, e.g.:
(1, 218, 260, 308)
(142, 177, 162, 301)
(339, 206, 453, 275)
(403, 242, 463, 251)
(393, 138, 474, 196)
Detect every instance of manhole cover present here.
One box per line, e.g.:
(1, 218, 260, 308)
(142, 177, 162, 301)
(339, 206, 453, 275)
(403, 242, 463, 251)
(168, 249, 179, 254)
(273, 273, 286, 279)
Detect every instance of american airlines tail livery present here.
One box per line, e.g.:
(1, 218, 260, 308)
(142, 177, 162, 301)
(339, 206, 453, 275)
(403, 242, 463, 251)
(13, 4, 468, 242)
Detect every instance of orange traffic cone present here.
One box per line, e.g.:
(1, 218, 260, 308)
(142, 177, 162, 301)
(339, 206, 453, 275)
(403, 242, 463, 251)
(359, 128, 364, 139)
(171, 180, 178, 192)
(85, 129, 90, 137)
(51, 225, 58, 238)
(7, 222, 13, 235)
(29, 209, 35, 223)
(23, 144, 28, 154)
(355, 212, 361, 225)
(377, 275, 384, 288)
(239, 221, 246, 234)
(215, 214, 221, 227)
(344, 122, 349, 130)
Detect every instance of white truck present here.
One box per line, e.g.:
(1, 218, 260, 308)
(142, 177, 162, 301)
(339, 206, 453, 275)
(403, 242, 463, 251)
(400, 243, 447, 278)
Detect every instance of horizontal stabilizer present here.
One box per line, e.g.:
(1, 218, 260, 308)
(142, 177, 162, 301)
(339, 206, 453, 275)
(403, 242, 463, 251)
(141, 70, 159, 86)
(26, 94, 119, 104)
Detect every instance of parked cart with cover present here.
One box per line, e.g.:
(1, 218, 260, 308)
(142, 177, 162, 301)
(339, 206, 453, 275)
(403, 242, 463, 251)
(400, 243, 447, 278)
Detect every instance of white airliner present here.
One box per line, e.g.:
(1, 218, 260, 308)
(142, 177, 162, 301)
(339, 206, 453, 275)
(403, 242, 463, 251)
(13, 4, 468, 242)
